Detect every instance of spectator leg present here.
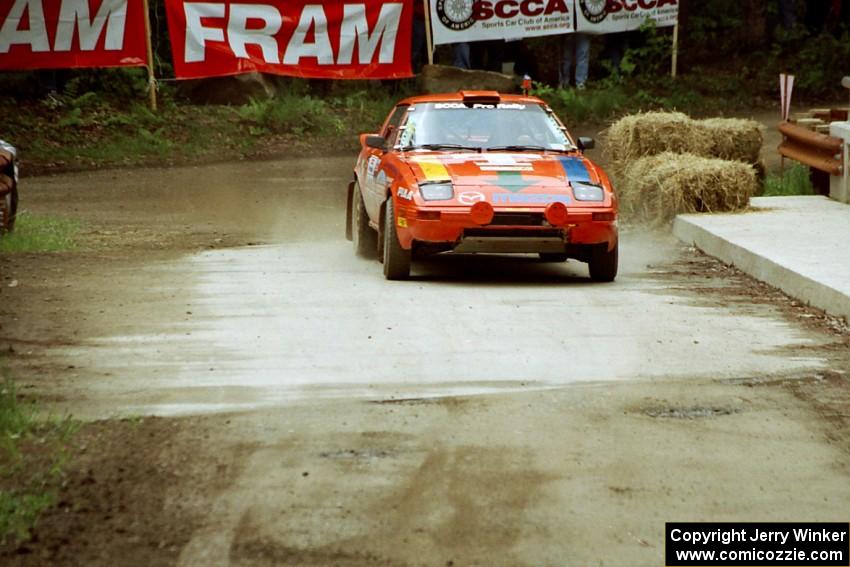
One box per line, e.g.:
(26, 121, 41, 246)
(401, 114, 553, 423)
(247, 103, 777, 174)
(452, 43, 471, 69)
(411, 17, 427, 72)
(559, 34, 574, 88)
(575, 34, 591, 88)
(779, 0, 797, 29)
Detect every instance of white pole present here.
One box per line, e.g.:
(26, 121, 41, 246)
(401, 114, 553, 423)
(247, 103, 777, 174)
(142, 0, 157, 111)
(671, 23, 679, 79)
(423, 0, 434, 65)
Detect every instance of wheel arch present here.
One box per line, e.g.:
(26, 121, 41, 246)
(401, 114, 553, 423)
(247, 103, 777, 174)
(377, 197, 389, 259)
(345, 176, 356, 241)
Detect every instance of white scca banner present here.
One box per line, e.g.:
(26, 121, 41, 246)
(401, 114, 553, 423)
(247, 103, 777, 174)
(575, 0, 678, 34)
(430, 0, 573, 46)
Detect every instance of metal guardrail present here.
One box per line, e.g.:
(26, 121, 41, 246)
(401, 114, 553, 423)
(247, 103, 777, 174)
(778, 121, 844, 175)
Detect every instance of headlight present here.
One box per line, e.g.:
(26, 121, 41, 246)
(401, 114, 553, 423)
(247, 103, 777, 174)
(419, 183, 454, 201)
(572, 182, 605, 202)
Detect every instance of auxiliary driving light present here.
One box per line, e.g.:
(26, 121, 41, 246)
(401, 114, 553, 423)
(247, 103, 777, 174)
(545, 202, 569, 227)
(470, 201, 494, 225)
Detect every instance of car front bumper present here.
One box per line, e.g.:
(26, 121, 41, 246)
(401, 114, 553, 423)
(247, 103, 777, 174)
(395, 204, 618, 253)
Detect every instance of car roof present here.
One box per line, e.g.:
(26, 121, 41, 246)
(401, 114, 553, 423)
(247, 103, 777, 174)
(396, 91, 547, 107)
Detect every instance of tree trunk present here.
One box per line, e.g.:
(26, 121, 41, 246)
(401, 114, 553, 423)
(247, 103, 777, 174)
(742, 0, 768, 49)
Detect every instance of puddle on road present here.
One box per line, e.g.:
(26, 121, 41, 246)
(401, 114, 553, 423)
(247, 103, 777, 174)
(46, 238, 828, 418)
(319, 448, 395, 460)
(642, 406, 743, 419)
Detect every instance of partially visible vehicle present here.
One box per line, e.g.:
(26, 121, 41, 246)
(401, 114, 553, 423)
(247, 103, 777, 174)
(0, 140, 18, 234)
(346, 91, 619, 281)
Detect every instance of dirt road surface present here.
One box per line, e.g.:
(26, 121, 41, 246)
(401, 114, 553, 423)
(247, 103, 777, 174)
(1, 156, 849, 566)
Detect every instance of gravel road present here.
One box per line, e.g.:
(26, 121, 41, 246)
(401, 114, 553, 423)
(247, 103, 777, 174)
(1, 157, 848, 566)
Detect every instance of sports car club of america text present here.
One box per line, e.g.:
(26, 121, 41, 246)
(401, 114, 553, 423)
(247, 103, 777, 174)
(469, 0, 676, 21)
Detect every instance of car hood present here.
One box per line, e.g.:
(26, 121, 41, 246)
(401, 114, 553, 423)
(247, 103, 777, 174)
(403, 151, 599, 190)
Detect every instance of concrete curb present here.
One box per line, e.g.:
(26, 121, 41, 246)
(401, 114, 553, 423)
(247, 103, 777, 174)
(673, 215, 850, 323)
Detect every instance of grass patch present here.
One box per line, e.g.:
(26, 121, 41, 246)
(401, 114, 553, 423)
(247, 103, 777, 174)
(533, 83, 632, 123)
(532, 71, 755, 125)
(4, 86, 403, 173)
(238, 94, 344, 135)
(0, 213, 80, 253)
(762, 164, 815, 196)
(0, 366, 76, 544)
(1, 73, 757, 173)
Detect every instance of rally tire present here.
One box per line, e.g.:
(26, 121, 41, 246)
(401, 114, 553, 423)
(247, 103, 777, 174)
(382, 198, 410, 280)
(589, 243, 618, 282)
(539, 253, 568, 263)
(0, 177, 15, 234)
(345, 182, 354, 241)
(352, 182, 377, 258)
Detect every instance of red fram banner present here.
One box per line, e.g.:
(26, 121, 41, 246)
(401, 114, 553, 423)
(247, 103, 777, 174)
(0, 0, 148, 69)
(165, 0, 413, 80)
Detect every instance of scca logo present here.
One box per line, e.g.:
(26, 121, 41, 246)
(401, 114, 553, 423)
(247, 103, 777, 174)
(580, 0, 677, 23)
(437, 0, 569, 29)
(436, 0, 476, 30)
(579, 0, 608, 23)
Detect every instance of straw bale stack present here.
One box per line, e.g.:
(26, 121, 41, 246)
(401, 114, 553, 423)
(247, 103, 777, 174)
(618, 152, 758, 224)
(605, 112, 711, 169)
(699, 118, 764, 164)
(606, 112, 764, 171)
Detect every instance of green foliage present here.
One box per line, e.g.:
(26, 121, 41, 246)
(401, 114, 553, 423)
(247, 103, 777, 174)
(0, 491, 55, 544)
(614, 20, 674, 79)
(328, 90, 397, 133)
(238, 95, 343, 135)
(531, 74, 740, 124)
(61, 68, 151, 101)
(686, 0, 747, 60)
(533, 83, 631, 123)
(762, 163, 815, 196)
(784, 31, 850, 96)
(0, 213, 80, 253)
(0, 368, 77, 544)
(0, 376, 32, 454)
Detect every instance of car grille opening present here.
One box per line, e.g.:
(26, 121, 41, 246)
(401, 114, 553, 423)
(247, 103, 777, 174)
(463, 228, 563, 238)
(489, 212, 545, 226)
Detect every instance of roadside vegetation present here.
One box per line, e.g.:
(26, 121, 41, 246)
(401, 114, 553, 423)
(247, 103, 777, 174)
(762, 163, 816, 196)
(3, 13, 848, 176)
(0, 213, 80, 253)
(0, 72, 766, 176)
(0, 366, 76, 544)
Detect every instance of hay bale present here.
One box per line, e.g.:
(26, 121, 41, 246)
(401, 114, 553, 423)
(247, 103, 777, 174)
(699, 118, 763, 164)
(605, 112, 713, 172)
(617, 152, 758, 225)
(606, 112, 764, 171)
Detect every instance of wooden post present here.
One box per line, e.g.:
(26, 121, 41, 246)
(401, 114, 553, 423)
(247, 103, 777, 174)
(671, 23, 679, 79)
(142, 0, 157, 111)
(423, 0, 434, 65)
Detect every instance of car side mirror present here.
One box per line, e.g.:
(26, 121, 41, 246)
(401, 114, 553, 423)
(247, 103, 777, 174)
(365, 134, 387, 150)
(577, 137, 595, 151)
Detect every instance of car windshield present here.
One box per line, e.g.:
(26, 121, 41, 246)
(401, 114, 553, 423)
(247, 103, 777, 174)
(395, 102, 575, 152)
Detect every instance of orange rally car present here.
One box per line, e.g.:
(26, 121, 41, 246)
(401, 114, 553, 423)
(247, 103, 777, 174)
(345, 91, 619, 281)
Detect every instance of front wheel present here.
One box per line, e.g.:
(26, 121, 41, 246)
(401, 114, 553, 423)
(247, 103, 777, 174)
(0, 175, 15, 234)
(588, 243, 618, 282)
(351, 182, 377, 258)
(382, 198, 410, 280)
